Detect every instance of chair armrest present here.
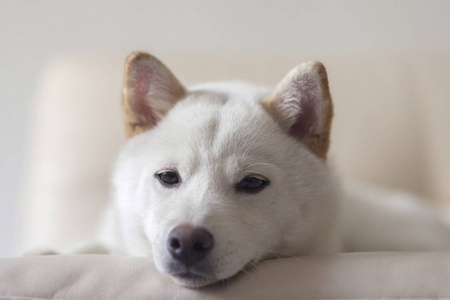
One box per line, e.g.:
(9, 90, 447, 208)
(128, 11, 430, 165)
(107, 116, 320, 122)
(1, 252, 450, 299)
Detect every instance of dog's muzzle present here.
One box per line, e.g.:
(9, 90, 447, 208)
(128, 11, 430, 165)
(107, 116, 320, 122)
(167, 224, 214, 267)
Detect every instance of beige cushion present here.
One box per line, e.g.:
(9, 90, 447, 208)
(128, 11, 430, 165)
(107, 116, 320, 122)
(2, 252, 450, 299)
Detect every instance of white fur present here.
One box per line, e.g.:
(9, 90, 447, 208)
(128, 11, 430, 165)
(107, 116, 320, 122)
(108, 82, 450, 288)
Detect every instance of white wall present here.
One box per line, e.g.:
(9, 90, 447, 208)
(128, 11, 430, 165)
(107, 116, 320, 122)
(1, 0, 449, 257)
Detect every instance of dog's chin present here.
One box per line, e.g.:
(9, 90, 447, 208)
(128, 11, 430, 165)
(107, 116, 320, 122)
(170, 272, 219, 288)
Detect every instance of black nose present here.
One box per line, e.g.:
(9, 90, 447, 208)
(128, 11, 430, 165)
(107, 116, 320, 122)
(167, 224, 214, 266)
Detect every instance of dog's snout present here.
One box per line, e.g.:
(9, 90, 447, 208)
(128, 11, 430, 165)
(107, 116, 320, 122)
(167, 224, 214, 266)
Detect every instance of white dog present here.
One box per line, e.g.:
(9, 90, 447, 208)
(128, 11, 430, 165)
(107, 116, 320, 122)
(105, 52, 450, 288)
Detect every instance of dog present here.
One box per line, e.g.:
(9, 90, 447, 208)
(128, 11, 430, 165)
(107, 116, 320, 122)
(105, 52, 450, 288)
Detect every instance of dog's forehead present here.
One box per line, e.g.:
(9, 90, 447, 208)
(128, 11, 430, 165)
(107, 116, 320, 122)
(179, 86, 273, 147)
(153, 84, 284, 168)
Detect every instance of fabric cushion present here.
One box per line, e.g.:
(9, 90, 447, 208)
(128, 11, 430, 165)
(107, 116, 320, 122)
(1, 252, 450, 299)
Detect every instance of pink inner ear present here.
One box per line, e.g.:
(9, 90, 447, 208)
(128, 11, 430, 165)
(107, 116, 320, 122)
(131, 64, 157, 126)
(288, 76, 319, 139)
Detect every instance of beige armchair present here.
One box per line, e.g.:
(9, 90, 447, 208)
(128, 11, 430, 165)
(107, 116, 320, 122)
(1, 53, 449, 299)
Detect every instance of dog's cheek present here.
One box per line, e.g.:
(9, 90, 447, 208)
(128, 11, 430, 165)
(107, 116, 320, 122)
(223, 203, 276, 262)
(143, 200, 169, 243)
(206, 225, 258, 279)
(142, 192, 194, 260)
(251, 188, 296, 257)
(141, 209, 171, 272)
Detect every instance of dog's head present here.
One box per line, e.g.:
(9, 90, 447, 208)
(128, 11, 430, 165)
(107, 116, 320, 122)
(113, 52, 337, 288)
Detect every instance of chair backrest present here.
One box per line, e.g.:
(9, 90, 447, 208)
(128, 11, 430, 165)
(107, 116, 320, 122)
(19, 52, 450, 254)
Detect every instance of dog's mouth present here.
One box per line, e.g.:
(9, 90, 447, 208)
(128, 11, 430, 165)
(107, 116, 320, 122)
(169, 270, 219, 288)
(171, 271, 211, 280)
(162, 253, 265, 288)
(168, 262, 254, 288)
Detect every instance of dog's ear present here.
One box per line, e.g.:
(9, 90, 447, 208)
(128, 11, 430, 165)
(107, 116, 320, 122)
(122, 52, 186, 138)
(262, 62, 333, 159)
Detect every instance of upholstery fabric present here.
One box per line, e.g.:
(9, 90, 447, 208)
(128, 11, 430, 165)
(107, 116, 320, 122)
(2, 252, 450, 299)
(19, 53, 450, 253)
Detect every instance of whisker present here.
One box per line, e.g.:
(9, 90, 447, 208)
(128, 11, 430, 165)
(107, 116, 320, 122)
(247, 242, 306, 263)
(238, 266, 258, 286)
(136, 257, 154, 268)
(246, 162, 286, 174)
(247, 259, 264, 272)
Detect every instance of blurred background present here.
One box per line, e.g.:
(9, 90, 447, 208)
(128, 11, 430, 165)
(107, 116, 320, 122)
(1, 0, 449, 257)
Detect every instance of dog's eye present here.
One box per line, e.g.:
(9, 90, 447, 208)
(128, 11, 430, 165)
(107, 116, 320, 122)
(236, 175, 269, 193)
(156, 170, 180, 186)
